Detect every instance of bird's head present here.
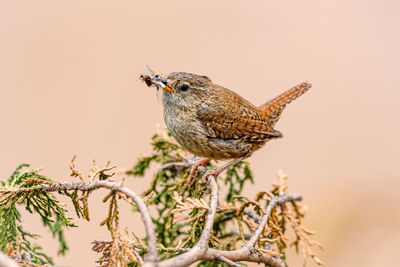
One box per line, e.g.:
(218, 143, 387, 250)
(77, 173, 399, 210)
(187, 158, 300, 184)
(140, 72, 213, 107)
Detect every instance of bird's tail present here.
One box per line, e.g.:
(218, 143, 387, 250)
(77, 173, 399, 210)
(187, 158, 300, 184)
(259, 82, 311, 126)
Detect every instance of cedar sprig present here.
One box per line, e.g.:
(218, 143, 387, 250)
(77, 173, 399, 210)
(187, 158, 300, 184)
(0, 164, 75, 265)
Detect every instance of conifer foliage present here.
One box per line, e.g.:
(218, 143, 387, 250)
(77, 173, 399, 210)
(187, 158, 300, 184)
(0, 130, 323, 266)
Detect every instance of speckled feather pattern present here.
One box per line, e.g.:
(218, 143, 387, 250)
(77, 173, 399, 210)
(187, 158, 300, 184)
(160, 72, 310, 160)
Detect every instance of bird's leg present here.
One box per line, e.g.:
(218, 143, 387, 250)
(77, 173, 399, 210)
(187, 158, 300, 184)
(187, 157, 212, 186)
(202, 156, 247, 181)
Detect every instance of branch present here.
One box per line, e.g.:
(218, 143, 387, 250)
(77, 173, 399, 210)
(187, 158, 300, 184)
(131, 248, 144, 265)
(157, 161, 190, 176)
(159, 175, 219, 267)
(246, 193, 302, 248)
(40, 181, 158, 265)
(5, 161, 305, 266)
(200, 248, 283, 267)
(243, 208, 261, 223)
(214, 252, 241, 267)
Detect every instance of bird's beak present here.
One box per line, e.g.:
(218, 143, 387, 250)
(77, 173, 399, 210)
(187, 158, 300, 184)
(140, 75, 176, 92)
(158, 78, 176, 93)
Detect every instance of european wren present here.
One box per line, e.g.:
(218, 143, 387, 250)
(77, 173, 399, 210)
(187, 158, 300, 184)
(140, 71, 310, 174)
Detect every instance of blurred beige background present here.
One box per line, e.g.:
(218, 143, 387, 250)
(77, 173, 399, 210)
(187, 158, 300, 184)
(1, 0, 399, 266)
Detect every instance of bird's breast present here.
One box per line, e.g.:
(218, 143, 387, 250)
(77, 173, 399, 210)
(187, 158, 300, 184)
(162, 98, 206, 152)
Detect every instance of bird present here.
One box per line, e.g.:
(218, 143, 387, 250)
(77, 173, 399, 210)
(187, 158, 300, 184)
(140, 71, 311, 182)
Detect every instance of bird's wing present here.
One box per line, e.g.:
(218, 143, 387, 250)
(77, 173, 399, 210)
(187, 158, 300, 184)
(196, 90, 282, 141)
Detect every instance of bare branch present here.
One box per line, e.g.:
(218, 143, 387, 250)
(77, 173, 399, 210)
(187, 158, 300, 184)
(201, 248, 284, 267)
(157, 161, 190, 176)
(131, 248, 144, 265)
(246, 193, 302, 248)
(214, 253, 241, 267)
(196, 176, 219, 249)
(159, 175, 219, 267)
(40, 181, 158, 265)
(243, 208, 261, 223)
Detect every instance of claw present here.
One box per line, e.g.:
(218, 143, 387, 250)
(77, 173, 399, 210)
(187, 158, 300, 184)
(187, 158, 211, 186)
(201, 169, 218, 182)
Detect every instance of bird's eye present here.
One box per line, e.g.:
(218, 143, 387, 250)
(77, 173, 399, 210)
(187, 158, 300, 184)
(180, 84, 189, 92)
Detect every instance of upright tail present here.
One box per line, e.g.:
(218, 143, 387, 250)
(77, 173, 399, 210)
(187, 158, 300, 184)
(259, 82, 311, 126)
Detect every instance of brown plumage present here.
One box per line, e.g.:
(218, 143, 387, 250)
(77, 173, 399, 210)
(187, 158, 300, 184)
(259, 82, 311, 126)
(140, 72, 311, 160)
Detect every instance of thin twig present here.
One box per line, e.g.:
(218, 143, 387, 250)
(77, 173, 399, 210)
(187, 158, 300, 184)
(201, 248, 283, 267)
(131, 249, 144, 265)
(243, 208, 261, 223)
(246, 193, 302, 248)
(215, 253, 241, 267)
(157, 161, 190, 176)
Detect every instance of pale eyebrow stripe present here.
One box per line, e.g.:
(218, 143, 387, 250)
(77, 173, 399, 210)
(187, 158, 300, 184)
(192, 86, 206, 91)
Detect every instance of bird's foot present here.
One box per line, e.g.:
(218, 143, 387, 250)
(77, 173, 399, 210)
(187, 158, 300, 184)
(201, 168, 219, 182)
(187, 156, 247, 186)
(187, 158, 211, 186)
(201, 156, 247, 182)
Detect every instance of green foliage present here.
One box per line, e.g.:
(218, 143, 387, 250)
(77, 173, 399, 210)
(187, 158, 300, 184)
(0, 164, 75, 264)
(126, 131, 183, 177)
(224, 161, 253, 203)
(0, 130, 323, 266)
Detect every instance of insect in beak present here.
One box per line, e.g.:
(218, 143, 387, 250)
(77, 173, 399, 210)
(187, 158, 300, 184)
(140, 75, 176, 92)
